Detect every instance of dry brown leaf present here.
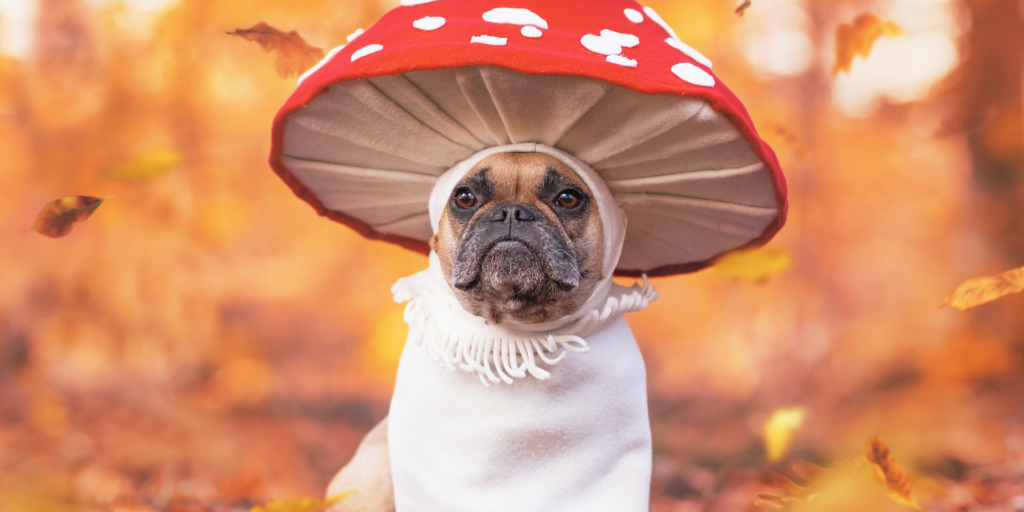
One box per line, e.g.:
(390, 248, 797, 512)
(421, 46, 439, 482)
(736, 0, 752, 16)
(832, 13, 903, 75)
(753, 493, 787, 509)
(756, 468, 819, 508)
(791, 460, 829, 481)
(248, 492, 352, 512)
(228, 22, 325, 78)
(940, 266, 1024, 311)
(755, 457, 863, 508)
(865, 436, 920, 510)
(771, 473, 812, 499)
(32, 196, 108, 238)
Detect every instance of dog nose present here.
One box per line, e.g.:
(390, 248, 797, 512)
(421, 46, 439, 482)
(490, 204, 536, 223)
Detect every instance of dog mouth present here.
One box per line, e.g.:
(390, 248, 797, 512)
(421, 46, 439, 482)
(451, 214, 580, 294)
(477, 240, 546, 295)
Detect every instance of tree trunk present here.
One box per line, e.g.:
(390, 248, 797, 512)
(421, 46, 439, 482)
(958, 0, 1024, 260)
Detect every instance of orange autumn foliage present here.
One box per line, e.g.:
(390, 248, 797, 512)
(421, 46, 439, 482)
(31, 195, 108, 238)
(3, 0, 1024, 510)
(228, 22, 325, 78)
(940, 265, 1024, 311)
(865, 436, 920, 510)
(832, 13, 903, 75)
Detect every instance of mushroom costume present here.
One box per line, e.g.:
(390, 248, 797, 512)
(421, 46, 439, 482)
(269, 0, 787, 510)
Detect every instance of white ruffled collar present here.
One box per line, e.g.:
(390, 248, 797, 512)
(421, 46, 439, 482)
(392, 253, 658, 386)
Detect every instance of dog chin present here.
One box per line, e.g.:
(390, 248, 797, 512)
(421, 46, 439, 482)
(479, 240, 549, 296)
(454, 239, 582, 324)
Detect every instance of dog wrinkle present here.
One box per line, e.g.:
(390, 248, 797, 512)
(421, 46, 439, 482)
(436, 153, 604, 325)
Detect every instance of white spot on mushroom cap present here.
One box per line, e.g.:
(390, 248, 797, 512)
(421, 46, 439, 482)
(413, 16, 445, 31)
(624, 8, 643, 23)
(643, 6, 679, 41)
(297, 44, 345, 85)
(581, 33, 621, 56)
(606, 54, 637, 67)
(482, 8, 548, 29)
(665, 37, 712, 68)
(401, 0, 440, 5)
(521, 26, 542, 38)
(471, 35, 507, 46)
(600, 29, 639, 48)
(346, 28, 364, 42)
(672, 63, 715, 87)
(351, 44, 383, 62)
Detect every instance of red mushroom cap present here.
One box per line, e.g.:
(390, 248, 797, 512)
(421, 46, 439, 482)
(270, 0, 788, 277)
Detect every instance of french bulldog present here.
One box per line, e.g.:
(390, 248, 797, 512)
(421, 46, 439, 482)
(326, 152, 606, 511)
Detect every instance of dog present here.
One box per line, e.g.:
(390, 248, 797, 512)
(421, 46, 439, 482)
(327, 151, 640, 512)
(430, 152, 604, 325)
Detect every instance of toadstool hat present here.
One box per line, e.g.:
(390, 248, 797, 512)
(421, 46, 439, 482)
(269, 0, 787, 277)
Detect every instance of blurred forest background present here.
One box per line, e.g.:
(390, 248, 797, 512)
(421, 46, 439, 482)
(1, 0, 1023, 510)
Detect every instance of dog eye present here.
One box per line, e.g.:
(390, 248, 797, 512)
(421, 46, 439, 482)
(454, 189, 477, 208)
(554, 190, 581, 209)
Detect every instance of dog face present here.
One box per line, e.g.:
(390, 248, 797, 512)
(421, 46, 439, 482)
(430, 152, 604, 324)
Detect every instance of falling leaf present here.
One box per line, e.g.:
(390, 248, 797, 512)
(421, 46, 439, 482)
(736, 0, 752, 16)
(228, 22, 325, 78)
(716, 247, 792, 283)
(32, 196, 108, 238)
(832, 13, 903, 75)
(940, 265, 1024, 311)
(865, 436, 920, 510)
(763, 407, 807, 461)
(762, 122, 811, 160)
(248, 492, 352, 512)
(103, 149, 183, 179)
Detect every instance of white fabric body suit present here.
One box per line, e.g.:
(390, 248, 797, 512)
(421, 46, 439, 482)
(388, 144, 658, 512)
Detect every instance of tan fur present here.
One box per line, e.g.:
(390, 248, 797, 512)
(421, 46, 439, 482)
(325, 417, 395, 512)
(430, 153, 604, 324)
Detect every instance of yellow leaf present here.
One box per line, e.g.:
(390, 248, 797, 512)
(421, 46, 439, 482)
(763, 407, 806, 461)
(940, 265, 1024, 311)
(103, 149, 183, 179)
(32, 195, 108, 238)
(228, 22, 326, 79)
(716, 247, 792, 283)
(248, 492, 353, 512)
(832, 13, 903, 75)
(865, 436, 920, 510)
